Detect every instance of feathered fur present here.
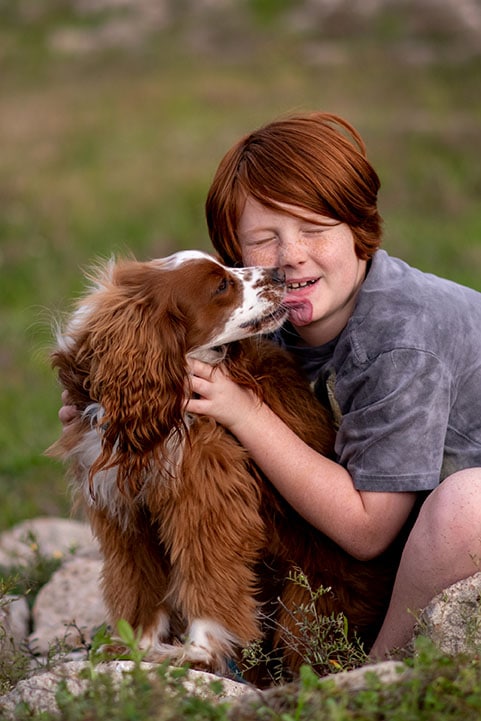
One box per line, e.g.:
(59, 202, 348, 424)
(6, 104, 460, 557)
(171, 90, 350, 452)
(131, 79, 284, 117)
(48, 251, 402, 684)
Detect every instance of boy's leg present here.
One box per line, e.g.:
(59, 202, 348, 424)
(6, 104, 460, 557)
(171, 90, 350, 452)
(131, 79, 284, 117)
(371, 468, 481, 658)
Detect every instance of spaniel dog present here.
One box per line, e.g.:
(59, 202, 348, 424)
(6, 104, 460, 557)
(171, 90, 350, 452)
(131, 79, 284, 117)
(48, 251, 401, 683)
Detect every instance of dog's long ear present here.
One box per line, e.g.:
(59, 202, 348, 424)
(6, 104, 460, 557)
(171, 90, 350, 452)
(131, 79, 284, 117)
(86, 263, 190, 494)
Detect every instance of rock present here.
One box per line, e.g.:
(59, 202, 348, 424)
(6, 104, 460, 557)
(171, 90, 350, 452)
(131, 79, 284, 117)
(29, 557, 107, 654)
(0, 517, 99, 567)
(415, 571, 481, 656)
(0, 661, 90, 718)
(321, 659, 407, 692)
(229, 660, 408, 719)
(3, 517, 481, 718)
(0, 660, 251, 718)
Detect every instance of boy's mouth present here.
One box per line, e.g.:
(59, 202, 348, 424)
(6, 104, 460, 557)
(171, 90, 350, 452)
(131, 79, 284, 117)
(287, 277, 319, 292)
(282, 277, 320, 325)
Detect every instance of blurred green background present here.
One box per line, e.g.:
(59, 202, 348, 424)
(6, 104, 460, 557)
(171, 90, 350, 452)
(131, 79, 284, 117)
(1, 0, 480, 531)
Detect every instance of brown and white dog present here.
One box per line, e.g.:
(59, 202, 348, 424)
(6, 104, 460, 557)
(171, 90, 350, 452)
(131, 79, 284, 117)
(48, 250, 401, 683)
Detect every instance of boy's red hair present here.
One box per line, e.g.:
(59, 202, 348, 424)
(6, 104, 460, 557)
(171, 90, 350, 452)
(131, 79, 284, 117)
(206, 112, 382, 266)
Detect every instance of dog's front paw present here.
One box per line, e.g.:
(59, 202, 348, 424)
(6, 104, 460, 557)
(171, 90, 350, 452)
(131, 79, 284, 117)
(178, 640, 217, 671)
(178, 618, 240, 675)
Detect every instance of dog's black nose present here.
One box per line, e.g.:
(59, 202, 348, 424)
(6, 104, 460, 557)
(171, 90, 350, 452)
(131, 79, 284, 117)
(269, 268, 286, 286)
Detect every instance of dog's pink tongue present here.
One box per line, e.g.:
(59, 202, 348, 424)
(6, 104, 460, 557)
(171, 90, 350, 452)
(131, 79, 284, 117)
(285, 300, 313, 326)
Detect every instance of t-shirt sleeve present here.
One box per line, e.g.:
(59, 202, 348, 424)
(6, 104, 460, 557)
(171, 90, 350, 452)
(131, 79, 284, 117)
(334, 348, 452, 492)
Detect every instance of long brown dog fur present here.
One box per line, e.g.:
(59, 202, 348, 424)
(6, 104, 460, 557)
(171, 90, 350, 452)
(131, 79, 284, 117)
(47, 252, 403, 685)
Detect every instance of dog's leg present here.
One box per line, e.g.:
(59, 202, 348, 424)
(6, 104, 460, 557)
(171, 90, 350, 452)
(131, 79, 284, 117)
(88, 505, 173, 652)
(154, 427, 266, 673)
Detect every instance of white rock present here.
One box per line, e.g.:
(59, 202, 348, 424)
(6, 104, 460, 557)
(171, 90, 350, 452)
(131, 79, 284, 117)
(416, 571, 481, 655)
(0, 660, 250, 718)
(0, 517, 99, 567)
(29, 557, 107, 654)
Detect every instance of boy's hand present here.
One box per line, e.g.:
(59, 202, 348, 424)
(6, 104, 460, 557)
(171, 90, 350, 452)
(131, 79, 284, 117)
(59, 389, 79, 426)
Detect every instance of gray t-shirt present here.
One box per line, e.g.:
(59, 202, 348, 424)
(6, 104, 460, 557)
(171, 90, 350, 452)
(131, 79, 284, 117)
(277, 250, 481, 492)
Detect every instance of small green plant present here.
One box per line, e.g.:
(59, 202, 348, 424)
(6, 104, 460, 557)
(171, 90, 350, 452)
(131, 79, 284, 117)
(0, 532, 70, 694)
(278, 569, 368, 674)
(8, 620, 233, 721)
(244, 638, 481, 720)
(243, 568, 368, 684)
(7, 615, 481, 720)
(0, 531, 63, 610)
(0, 587, 31, 695)
(279, 664, 324, 721)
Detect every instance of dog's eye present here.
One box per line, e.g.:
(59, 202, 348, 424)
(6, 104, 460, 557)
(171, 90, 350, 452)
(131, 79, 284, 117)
(215, 277, 231, 295)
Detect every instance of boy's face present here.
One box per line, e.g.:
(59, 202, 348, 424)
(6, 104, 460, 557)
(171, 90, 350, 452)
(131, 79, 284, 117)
(237, 196, 367, 346)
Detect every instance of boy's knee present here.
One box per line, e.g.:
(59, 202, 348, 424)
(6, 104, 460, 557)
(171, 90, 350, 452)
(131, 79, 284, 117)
(412, 468, 481, 567)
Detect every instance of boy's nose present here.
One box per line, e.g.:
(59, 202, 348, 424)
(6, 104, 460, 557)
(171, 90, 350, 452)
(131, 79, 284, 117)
(278, 237, 307, 266)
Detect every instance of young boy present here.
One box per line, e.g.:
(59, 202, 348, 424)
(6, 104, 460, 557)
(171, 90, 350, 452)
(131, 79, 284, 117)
(186, 112, 481, 656)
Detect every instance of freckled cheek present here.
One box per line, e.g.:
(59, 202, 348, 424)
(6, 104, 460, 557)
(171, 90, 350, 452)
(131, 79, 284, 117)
(241, 246, 279, 268)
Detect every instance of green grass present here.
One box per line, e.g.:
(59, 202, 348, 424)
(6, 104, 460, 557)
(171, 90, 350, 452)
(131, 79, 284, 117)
(2, 540, 481, 718)
(4, 629, 481, 720)
(1, 3, 481, 530)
